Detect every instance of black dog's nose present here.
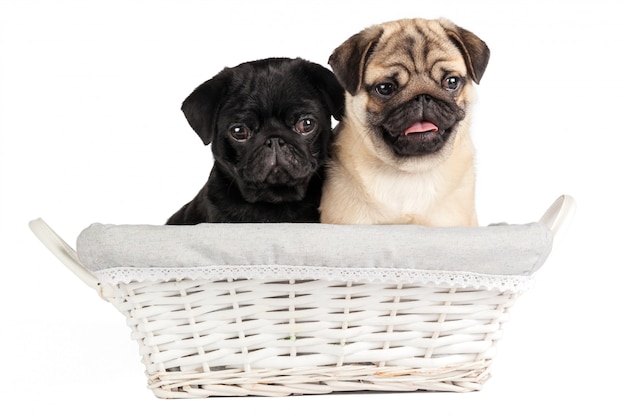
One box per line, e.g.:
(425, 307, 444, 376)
(265, 137, 286, 148)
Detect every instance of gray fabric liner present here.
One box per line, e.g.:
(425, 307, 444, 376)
(76, 223, 553, 277)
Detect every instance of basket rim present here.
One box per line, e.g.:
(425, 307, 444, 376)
(94, 264, 535, 292)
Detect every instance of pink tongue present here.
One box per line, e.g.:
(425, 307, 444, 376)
(404, 121, 439, 135)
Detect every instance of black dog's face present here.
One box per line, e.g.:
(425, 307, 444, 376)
(182, 58, 344, 203)
(215, 87, 330, 203)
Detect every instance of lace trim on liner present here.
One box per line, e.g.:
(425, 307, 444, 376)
(93, 265, 535, 293)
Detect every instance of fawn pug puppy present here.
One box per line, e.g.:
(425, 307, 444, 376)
(320, 18, 489, 226)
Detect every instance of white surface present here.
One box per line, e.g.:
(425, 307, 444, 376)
(1, 0, 623, 415)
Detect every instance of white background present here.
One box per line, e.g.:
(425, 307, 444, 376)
(1, 0, 624, 415)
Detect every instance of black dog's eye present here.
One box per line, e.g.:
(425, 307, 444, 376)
(294, 117, 317, 135)
(229, 124, 252, 141)
(443, 76, 461, 91)
(374, 82, 396, 97)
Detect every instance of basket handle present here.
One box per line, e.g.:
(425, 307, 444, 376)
(539, 195, 576, 245)
(29, 218, 101, 292)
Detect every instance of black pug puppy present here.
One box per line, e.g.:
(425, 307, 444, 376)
(166, 58, 344, 224)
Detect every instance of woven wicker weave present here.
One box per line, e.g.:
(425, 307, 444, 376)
(106, 279, 516, 397)
(29, 195, 575, 398)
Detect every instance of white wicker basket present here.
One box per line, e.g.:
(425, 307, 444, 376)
(29, 195, 575, 398)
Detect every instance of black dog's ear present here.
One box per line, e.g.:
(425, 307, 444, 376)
(181, 69, 233, 145)
(299, 60, 346, 122)
(328, 26, 384, 96)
